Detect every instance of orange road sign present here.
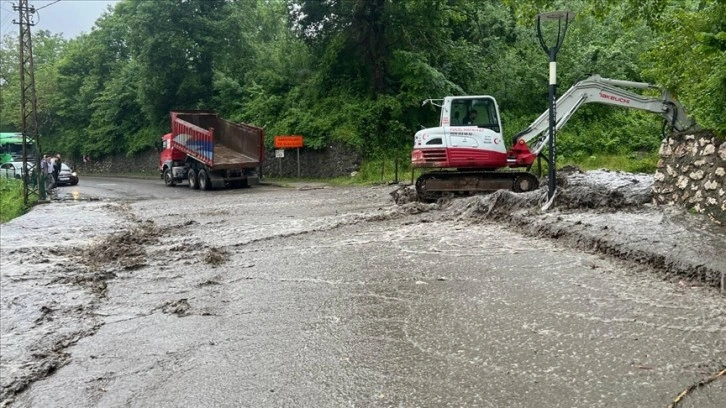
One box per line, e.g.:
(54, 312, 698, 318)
(274, 135, 303, 148)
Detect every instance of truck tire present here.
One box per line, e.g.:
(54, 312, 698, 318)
(163, 168, 176, 187)
(198, 169, 211, 190)
(188, 168, 199, 189)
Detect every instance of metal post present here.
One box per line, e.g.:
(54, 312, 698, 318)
(296, 148, 300, 178)
(536, 11, 574, 202)
(547, 47, 557, 199)
(537, 155, 543, 177)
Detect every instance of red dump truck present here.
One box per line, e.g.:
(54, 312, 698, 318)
(159, 110, 264, 190)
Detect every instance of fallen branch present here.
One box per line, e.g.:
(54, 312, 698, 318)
(668, 367, 726, 408)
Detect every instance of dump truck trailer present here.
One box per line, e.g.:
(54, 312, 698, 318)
(159, 110, 264, 190)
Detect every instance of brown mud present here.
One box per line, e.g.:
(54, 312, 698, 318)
(391, 168, 725, 288)
(0, 203, 165, 405)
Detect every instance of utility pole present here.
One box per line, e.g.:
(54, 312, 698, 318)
(13, 0, 44, 204)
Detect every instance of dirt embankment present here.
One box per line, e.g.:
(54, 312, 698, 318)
(391, 168, 725, 290)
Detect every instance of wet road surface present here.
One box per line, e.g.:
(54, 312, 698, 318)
(1, 175, 724, 407)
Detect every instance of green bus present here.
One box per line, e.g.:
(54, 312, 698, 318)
(0, 132, 33, 164)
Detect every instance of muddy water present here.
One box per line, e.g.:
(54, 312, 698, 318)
(0, 202, 127, 404)
(1, 174, 725, 407)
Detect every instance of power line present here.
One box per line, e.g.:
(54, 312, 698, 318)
(34, 0, 60, 12)
(1, 14, 14, 32)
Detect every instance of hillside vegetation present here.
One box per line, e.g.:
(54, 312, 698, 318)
(0, 0, 723, 168)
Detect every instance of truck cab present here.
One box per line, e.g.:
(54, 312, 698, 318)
(159, 132, 187, 174)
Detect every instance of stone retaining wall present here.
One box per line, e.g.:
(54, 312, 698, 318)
(71, 143, 362, 180)
(72, 150, 159, 176)
(261, 143, 361, 178)
(652, 131, 725, 225)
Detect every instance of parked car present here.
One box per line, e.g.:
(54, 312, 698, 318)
(0, 161, 33, 180)
(56, 163, 79, 186)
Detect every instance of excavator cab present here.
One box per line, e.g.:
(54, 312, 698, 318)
(448, 98, 500, 131)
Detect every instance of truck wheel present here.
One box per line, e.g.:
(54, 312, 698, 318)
(188, 168, 199, 189)
(198, 169, 211, 190)
(163, 168, 176, 187)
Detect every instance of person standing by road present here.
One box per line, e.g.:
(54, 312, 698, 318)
(47, 154, 57, 189)
(52, 154, 61, 187)
(40, 154, 49, 191)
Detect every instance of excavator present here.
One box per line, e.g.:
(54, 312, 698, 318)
(411, 74, 696, 200)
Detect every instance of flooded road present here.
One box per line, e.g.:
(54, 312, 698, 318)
(1, 174, 724, 407)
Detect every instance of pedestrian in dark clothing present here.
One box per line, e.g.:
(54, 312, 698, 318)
(52, 154, 61, 184)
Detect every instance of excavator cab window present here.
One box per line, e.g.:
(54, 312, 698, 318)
(450, 101, 469, 126)
(472, 100, 499, 131)
(450, 106, 466, 125)
(450, 98, 499, 131)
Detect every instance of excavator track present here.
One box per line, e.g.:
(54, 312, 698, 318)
(415, 171, 539, 201)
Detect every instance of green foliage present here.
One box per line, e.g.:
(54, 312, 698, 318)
(388, 50, 465, 103)
(124, 0, 229, 125)
(0, 31, 67, 136)
(0, 0, 721, 172)
(641, 0, 726, 134)
(0, 179, 28, 223)
(556, 107, 663, 158)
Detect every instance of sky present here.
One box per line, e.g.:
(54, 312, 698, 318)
(0, 0, 118, 40)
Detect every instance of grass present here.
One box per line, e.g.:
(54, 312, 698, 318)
(263, 152, 660, 187)
(264, 159, 421, 186)
(0, 178, 30, 223)
(346, 153, 660, 185)
(263, 157, 416, 187)
(559, 152, 659, 173)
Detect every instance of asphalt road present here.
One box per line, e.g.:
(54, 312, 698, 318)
(3, 176, 724, 407)
(48, 174, 279, 201)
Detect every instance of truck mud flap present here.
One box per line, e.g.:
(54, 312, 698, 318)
(209, 172, 226, 189)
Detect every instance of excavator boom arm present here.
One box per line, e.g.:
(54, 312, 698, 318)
(513, 75, 696, 155)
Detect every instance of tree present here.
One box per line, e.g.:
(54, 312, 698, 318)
(642, 0, 726, 133)
(0, 30, 66, 137)
(4, 0, 721, 167)
(125, 0, 230, 127)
